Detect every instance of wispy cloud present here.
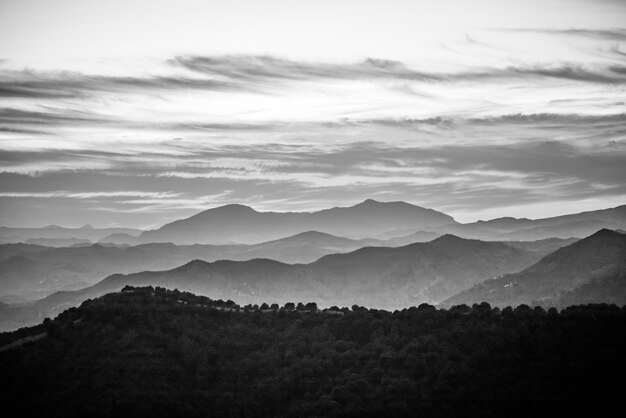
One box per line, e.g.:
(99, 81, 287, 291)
(0, 191, 181, 199)
(496, 28, 626, 41)
(0, 70, 248, 100)
(172, 55, 440, 82)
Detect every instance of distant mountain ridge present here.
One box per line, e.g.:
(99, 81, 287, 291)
(3, 201, 625, 245)
(429, 205, 626, 241)
(442, 229, 626, 308)
(138, 199, 456, 244)
(0, 225, 141, 244)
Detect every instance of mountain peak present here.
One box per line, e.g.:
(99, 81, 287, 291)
(191, 203, 258, 219)
(354, 199, 424, 209)
(431, 233, 466, 243)
(174, 258, 211, 273)
(361, 198, 379, 205)
(590, 228, 622, 238)
(213, 203, 256, 212)
(289, 230, 338, 239)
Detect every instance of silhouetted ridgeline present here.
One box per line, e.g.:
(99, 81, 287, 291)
(1, 286, 624, 417)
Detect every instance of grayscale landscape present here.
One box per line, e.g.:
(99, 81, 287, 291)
(1, 0, 625, 416)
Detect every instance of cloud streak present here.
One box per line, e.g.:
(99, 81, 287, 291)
(1, 57, 624, 104)
(497, 28, 626, 41)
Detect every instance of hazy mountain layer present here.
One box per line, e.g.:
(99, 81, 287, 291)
(0, 235, 541, 331)
(4, 203, 624, 247)
(0, 231, 570, 304)
(138, 199, 456, 244)
(428, 205, 626, 241)
(0, 231, 383, 302)
(0, 225, 141, 244)
(442, 229, 626, 308)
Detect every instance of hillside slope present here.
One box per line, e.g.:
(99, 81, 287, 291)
(442, 229, 626, 307)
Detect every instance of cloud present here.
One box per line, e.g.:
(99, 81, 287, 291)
(1, 48, 625, 226)
(508, 65, 626, 84)
(2, 54, 624, 112)
(351, 113, 626, 130)
(174, 55, 626, 85)
(1, 131, 624, 226)
(497, 28, 626, 41)
(0, 126, 49, 135)
(0, 69, 251, 100)
(172, 55, 439, 83)
(0, 191, 181, 199)
(439, 64, 626, 84)
(0, 107, 110, 126)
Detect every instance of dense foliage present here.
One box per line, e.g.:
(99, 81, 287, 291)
(1, 286, 624, 417)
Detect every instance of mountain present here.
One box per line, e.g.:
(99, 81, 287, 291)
(0, 225, 142, 244)
(381, 230, 443, 246)
(442, 229, 626, 308)
(4, 235, 541, 330)
(0, 231, 375, 302)
(24, 237, 93, 247)
(138, 199, 456, 244)
(430, 204, 626, 241)
(6, 202, 622, 246)
(0, 230, 569, 305)
(234, 230, 378, 262)
(0, 287, 623, 418)
(98, 232, 140, 245)
(500, 237, 579, 255)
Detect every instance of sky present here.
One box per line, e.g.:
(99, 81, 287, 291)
(0, 0, 625, 227)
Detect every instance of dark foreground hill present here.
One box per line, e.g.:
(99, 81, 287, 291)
(1, 286, 624, 418)
(442, 229, 626, 308)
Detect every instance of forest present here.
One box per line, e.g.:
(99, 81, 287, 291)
(1, 286, 624, 417)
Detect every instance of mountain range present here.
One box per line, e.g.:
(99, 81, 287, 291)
(0, 231, 394, 302)
(3, 201, 625, 247)
(428, 205, 626, 241)
(0, 201, 625, 332)
(0, 224, 141, 244)
(0, 234, 542, 331)
(137, 199, 456, 244)
(0, 229, 580, 305)
(132, 201, 626, 244)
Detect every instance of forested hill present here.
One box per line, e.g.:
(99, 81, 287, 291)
(1, 286, 624, 418)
